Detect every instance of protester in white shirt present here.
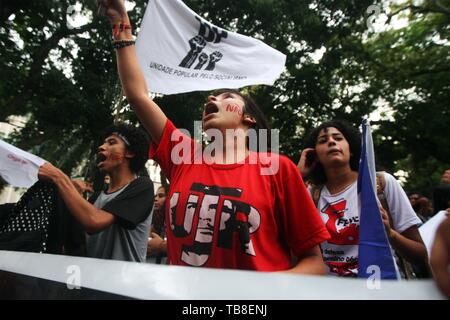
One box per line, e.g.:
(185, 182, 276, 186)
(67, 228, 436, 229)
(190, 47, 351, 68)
(298, 119, 427, 277)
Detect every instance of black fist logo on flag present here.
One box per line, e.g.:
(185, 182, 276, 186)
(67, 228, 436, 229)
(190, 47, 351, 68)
(179, 17, 227, 71)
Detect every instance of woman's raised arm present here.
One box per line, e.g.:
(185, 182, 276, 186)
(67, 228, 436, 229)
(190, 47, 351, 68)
(98, 0, 167, 144)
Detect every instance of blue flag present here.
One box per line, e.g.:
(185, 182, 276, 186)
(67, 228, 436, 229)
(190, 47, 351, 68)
(357, 119, 399, 280)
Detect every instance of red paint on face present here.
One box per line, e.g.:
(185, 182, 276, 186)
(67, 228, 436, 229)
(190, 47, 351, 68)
(225, 104, 243, 116)
(109, 152, 124, 161)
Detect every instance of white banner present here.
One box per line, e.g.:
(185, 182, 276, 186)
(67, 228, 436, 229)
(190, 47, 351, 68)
(0, 250, 445, 299)
(135, 0, 286, 95)
(0, 139, 45, 188)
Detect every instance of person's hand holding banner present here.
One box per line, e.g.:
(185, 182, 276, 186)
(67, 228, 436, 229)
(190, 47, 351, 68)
(0, 139, 46, 188)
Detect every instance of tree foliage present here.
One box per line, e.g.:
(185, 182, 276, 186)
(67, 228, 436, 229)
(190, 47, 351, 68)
(0, 0, 448, 195)
(358, 0, 450, 193)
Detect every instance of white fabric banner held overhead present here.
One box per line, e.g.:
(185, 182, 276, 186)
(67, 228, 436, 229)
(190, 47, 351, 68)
(0, 139, 45, 188)
(135, 0, 286, 95)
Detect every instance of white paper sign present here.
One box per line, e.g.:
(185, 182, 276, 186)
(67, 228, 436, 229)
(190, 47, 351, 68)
(0, 139, 46, 188)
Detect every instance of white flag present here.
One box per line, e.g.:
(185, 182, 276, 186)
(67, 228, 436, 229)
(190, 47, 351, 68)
(135, 0, 286, 95)
(0, 139, 46, 188)
(357, 119, 400, 280)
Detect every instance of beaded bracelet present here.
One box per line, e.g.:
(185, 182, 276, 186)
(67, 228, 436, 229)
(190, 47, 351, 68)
(112, 39, 135, 50)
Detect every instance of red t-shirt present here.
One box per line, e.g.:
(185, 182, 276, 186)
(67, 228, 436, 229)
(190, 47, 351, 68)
(150, 120, 329, 271)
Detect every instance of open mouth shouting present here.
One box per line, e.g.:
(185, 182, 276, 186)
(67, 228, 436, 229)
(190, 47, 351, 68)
(97, 153, 108, 167)
(203, 102, 219, 121)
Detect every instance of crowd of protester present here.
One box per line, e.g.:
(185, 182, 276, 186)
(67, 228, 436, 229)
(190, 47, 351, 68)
(0, 0, 448, 299)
